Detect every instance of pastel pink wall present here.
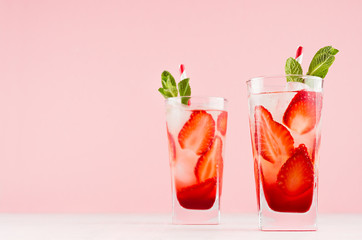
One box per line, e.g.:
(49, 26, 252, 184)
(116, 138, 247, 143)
(0, 0, 361, 213)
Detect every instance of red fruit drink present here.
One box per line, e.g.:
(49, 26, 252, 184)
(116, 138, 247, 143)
(165, 97, 227, 224)
(247, 76, 323, 230)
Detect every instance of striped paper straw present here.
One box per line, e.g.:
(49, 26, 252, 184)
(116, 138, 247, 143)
(295, 46, 303, 64)
(179, 64, 187, 80)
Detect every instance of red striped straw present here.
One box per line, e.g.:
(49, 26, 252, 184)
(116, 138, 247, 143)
(179, 64, 187, 80)
(295, 46, 303, 64)
(179, 64, 191, 105)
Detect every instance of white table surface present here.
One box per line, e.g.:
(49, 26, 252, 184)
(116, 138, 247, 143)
(0, 214, 361, 240)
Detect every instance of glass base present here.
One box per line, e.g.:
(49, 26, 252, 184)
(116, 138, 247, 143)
(172, 193, 220, 225)
(259, 184, 318, 231)
(259, 210, 317, 231)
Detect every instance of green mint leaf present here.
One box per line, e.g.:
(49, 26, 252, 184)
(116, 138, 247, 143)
(158, 88, 173, 98)
(178, 78, 191, 105)
(161, 71, 176, 86)
(166, 77, 178, 97)
(180, 97, 191, 105)
(178, 78, 191, 96)
(314, 46, 338, 56)
(285, 57, 303, 82)
(307, 46, 339, 78)
(330, 48, 339, 55)
(159, 71, 178, 98)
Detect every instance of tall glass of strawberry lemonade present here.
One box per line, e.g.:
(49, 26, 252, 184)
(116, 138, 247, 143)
(165, 96, 227, 224)
(247, 75, 323, 230)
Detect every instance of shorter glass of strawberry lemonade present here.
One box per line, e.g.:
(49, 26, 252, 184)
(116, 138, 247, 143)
(165, 96, 227, 224)
(247, 75, 323, 230)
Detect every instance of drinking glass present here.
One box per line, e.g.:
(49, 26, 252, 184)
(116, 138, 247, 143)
(165, 96, 228, 224)
(247, 76, 323, 230)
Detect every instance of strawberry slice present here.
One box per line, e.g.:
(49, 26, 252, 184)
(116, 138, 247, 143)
(277, 144, 314, 196)
(217, 111, 228, 136)
(283, 90, 323, 134)
(254, 105, 294, 164)
(166, 126, 176, 162)
(176, 177, 217, 210)
(178, 110, 215, 155)
(194, 136, 223, 182)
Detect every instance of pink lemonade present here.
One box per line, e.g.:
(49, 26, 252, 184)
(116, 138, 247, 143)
(165, 97, 227, 212)
(247, 76, 324, 230)
(249, 89, 322, 213)
(247, 46, 337, 230)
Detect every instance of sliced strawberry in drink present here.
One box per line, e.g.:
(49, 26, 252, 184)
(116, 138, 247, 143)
(176, 177, 217, 210)
(262, 182, 313, 212)
(254, 105, 294, 164)
(217, 111, 228, 136)
(283, 90, 323, 134)
(166, 126, 176, 162)
(178, 110, 215, 155)
(194, 136, 223, 183)
(277, 144, 314, 196)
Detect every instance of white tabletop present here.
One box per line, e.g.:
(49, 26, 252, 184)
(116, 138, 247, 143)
(0, 214, 361, 240)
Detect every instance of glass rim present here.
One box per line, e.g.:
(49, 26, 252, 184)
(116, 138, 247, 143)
(246, 74, 323, 84)
(165, 96, 228, 103)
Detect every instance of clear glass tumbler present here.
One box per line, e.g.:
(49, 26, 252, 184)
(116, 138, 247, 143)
(165, 96, 228, 224)
(246, 76, 323, 230)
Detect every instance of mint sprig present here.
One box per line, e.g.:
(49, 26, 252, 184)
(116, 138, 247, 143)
(285, 57, 303, 82)
(284, 46, 339, 86)
(158, 71, 178, 98)
(158, 71, 191, 105)
(307, 46, 339, 78)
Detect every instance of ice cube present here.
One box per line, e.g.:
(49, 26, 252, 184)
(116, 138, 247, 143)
(165, 104, 191, 136)
(189, 97, 225, 110)
(174, 150, 198, 187)
(285, 82, 311, 91)
(304, 76, 323, 92)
